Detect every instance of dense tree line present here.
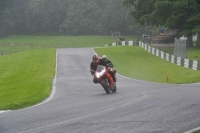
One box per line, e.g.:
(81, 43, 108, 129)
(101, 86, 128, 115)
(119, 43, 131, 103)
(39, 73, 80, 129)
(0, 0, 146, 36)
(123, 0, 200, 47)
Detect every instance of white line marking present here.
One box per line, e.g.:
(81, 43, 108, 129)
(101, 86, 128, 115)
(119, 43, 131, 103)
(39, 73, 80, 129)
(0, 110, 11, 114)
(183, 127, 200, 133)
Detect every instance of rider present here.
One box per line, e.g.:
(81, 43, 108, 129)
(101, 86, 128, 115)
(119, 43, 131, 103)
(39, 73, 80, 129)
(101, 55, 117, 82)
(90, 54, 107, 83)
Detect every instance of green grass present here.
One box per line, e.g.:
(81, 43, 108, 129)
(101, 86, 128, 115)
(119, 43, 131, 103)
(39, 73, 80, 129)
(0, 48, 56, 110)
(94, 46, 200, 84)
(187, 47, 200, 61)
(0, 35, 137, 53)
(0, 35, 110, 47)
(154, 46, 200, 61)
(0, 35, 138, 55)
(0, 35, 200, 110)
(0, 44, 42, 55)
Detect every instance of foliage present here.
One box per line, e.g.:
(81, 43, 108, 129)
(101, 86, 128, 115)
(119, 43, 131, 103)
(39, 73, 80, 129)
(123, 0, 200, 47)
(60, 0, 102, 35)
(0, 0, 146, 36)
(0, 0, 28, 35)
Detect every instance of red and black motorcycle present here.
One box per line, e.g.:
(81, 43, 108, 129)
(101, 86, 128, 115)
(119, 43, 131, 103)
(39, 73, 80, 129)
(90, 65, 116, 94)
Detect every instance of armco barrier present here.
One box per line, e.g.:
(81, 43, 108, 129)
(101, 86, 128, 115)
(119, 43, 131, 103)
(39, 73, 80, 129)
(105, 41, 200, 71)
(106, 41, 139, 46)
(138, 41, 200, 71)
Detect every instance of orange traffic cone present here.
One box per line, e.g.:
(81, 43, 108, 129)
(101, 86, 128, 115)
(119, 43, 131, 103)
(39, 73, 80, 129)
(166, 75, 169, 82)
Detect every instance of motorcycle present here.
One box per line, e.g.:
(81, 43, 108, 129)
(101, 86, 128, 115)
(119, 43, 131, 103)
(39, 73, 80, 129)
(90, 65, 117, 94)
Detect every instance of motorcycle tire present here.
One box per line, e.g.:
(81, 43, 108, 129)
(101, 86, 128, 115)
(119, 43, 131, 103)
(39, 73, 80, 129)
(111, 85, 117, 93)
(100, 79, 110, 94)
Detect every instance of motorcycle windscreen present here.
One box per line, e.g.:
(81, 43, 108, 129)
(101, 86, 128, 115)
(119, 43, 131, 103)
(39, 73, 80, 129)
(96, 65, 105, 72)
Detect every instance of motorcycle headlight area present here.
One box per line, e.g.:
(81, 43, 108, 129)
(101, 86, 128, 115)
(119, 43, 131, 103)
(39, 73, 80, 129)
(96, 69, 106, 78)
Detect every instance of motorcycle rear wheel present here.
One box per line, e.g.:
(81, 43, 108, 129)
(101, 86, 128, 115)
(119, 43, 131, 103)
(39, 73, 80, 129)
(111, 85, 117, 93)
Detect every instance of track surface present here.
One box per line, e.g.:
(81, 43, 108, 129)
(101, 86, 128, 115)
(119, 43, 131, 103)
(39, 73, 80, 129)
(1, 48, 200, 133)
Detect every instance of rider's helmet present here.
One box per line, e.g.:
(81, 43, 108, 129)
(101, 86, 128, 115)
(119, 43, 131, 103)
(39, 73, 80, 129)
(102, 55, 107, 62)
(92, 55, 100, 63)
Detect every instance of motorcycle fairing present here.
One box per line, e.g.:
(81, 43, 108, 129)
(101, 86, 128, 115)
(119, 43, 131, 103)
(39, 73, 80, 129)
(95, 65, 114, 89)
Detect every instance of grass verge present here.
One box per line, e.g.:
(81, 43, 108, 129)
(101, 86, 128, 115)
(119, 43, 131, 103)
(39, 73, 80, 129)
(94, 46, 200, 84)
(153, 46, 200, 61)
(0, 35, 137, 53)
(0, 48, 56, 110)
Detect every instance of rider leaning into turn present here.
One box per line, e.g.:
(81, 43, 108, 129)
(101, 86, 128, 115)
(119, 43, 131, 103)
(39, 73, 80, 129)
(90, 54, 107, 83)
(90, 54, 117, 83)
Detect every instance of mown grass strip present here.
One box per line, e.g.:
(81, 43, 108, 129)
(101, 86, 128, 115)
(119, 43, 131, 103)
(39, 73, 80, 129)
(0, 35, 137, 48)
(0, 48, 56, 110)
(94, 46, 200, 84)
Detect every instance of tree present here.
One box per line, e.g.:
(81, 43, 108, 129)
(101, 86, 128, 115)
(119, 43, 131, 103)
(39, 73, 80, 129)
(0, 0, 145, 36)
(26, 0, 61, 34)
(0, 0, 11, 36)
(60, 0, 102, 35)
(123, 0, 200, 47)
(190, 0, 200, 47)
(96, 0, 147, 35)
(0, 0, 31, 35)
(157, 0, 200, 47)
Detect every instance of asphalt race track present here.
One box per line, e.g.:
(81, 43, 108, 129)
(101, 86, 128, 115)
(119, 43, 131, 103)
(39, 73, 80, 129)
(1, 48, 200, 133)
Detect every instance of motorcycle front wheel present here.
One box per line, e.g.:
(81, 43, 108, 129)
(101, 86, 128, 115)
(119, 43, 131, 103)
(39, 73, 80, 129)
(100, 79, 110, 94)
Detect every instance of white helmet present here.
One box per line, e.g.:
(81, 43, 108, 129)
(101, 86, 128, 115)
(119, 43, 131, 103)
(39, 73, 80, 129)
(102, 55, 107, 61)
